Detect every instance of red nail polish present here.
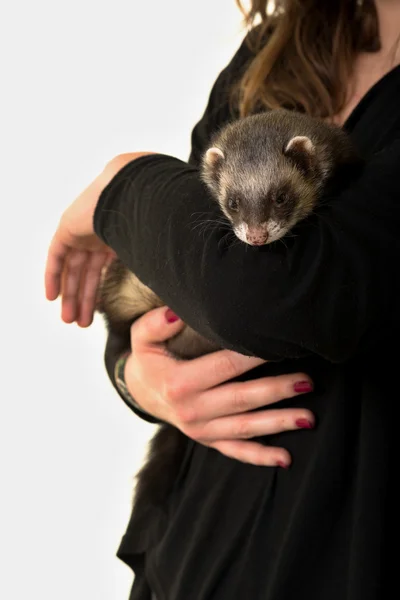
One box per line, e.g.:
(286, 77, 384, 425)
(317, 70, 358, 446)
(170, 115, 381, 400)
(296, 419, 314, 429)
(294, 381, 313, 393)
(277, 461, 289, 470)
(165, 308, 180, 323)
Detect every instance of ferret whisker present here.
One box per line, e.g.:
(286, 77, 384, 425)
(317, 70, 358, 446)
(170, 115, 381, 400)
(190, 210, 214, 219)
(277, 237, 289, 251)
(217, 231, 233, 251)
(194, 224, 232, 245)
(190, 211, 230, 226)
(283, 231, 298, 241)
(201, 219, 229, 228)
(315, 211, 338, 231)
(199, 222, 226, 240)
(191, 219, 230, 233)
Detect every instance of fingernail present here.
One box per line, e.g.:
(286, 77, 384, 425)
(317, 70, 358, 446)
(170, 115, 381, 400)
(277, 461, 289, 470)
(296, 419, 314, 429)
(165, 308, 180, 323)
(294, 381, 313, 393)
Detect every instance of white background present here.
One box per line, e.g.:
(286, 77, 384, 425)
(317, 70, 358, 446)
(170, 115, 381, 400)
(1, 1, 248, 599)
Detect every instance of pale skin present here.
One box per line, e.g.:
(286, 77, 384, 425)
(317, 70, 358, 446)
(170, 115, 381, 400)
(45, 0, 400, 468)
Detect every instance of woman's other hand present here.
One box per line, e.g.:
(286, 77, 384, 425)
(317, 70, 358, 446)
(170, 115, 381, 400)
(125, 306, 315, 468)
(44, 152, 156, 327)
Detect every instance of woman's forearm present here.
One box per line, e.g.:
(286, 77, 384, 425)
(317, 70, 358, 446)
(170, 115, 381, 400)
(94, 141, 400, 363)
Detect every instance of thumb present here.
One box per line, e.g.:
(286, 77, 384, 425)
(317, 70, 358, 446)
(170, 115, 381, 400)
(130, 306, 185, 347)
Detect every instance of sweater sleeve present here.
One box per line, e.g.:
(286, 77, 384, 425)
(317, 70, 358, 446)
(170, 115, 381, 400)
(94, 139, 400, 363)
(96, 32, 400, 365)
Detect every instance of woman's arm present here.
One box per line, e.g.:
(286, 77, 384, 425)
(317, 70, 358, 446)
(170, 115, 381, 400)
(45, 32, 320, 464)
(94, 143, 400, 364)
(100, 33, 257, 419)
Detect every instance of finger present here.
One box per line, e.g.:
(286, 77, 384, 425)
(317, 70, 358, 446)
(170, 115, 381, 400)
(105, 252, 117, 267)
(77, 252, 111, 328)
(191, 373, 314, 420)
(44, 236, 69, 301)
(61, 250, 89, 323)
(175, 349, 267, 393)
(198, 408, 315, 443)
(210, 440, 292, 468)
(131, 305, 186, 347)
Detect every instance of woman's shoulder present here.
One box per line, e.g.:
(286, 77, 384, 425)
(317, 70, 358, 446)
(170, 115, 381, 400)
(202, 24, 271, 125)
(222, 24, 271, 80)
(348, 64, 400, 156)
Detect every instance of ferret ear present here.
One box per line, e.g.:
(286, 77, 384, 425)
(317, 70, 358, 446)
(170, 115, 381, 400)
(204, 147, 225, 168)
(284, 136, 316, 175)
(202, 147, 225, 194)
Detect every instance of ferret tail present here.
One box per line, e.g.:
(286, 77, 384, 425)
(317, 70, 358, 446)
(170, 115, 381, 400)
(131, 425, 189, 519)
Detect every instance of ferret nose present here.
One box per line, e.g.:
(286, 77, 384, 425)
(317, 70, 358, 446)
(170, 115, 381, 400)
(246, 232, 269, 246)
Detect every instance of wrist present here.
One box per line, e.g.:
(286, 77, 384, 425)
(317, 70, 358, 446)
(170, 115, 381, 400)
(114, 351, 151, 416)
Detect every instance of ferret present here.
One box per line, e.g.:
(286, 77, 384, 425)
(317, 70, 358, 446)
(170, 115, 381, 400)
(97, 109, 362, 526)
(201, 109, 361, 246)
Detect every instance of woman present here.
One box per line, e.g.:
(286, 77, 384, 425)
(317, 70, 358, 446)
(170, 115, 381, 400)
(45, 1, 400, 598)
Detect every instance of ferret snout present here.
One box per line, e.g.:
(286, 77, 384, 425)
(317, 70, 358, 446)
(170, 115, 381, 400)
(245, 224, 269, 246)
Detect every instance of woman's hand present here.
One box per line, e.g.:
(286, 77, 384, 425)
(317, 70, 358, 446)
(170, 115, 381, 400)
(125, 306, 315, 468)
(44, 152, 156, 327)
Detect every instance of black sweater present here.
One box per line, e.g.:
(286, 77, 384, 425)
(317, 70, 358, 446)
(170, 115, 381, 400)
(94, 34, 400, 600)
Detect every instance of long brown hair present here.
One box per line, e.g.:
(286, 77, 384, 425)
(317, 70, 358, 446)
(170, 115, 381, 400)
(235, 0, 380, 119)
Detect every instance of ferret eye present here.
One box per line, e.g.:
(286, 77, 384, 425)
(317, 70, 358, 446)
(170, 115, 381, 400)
(228, 198, 239, 212)
(274, 193, 288, 206)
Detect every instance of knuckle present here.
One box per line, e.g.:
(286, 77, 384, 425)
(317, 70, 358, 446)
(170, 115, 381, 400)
(130, 311, 156, 341)
(208, 440, 234, 459)
(174, 403, 197, 426)
(163, 372, 186, 404)
(214, 353, 238, 380)
(269, 377, 286, 398)
(142, 317, 159, 341)
(231, 387, 251, 412)
(180, 421, 203, 442)
(233, 417, 252, 439)
(67, 251, 83, 268)
(265, 377, 287, 401)
(163, 379, 180, 404)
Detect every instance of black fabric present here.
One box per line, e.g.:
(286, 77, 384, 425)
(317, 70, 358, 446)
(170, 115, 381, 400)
(94, 31, 400, 600)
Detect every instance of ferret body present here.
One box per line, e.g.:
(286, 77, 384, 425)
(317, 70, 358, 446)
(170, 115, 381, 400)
(97, 109, 361, 522)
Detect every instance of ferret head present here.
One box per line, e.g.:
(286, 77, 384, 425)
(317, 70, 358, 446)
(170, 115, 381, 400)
(202, 132, 323, 246)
